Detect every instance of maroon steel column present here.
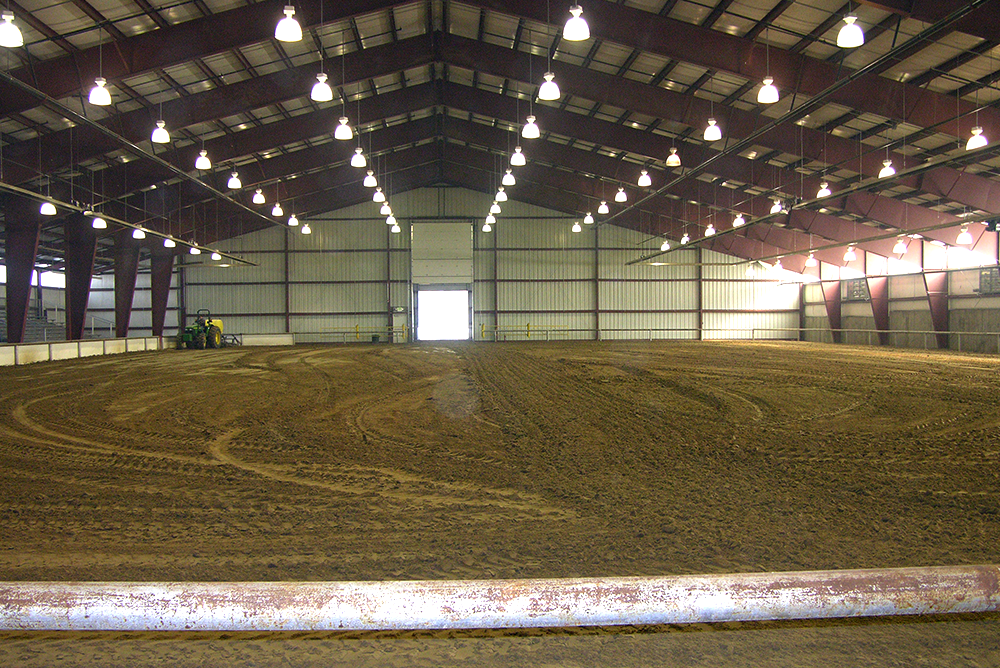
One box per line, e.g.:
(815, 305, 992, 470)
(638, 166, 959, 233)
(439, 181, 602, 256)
(149, 245, 176, 337)
(923, 271, 949, 350)
(63, 213, 98, 340)
(867, 276, 890, 346)
(113, 231, 140, 338)
(822, 280, 842, 344)
(3, 204, 41, 344)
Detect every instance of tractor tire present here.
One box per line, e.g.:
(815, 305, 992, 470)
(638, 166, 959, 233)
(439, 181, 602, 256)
(207, 325, 222, 349)
(194, 331, 207, 349)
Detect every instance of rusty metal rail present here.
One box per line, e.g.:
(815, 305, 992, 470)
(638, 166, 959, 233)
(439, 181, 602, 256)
(1, 566, 997, 632)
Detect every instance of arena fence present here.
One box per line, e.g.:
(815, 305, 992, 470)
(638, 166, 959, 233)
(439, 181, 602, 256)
(1, 565, 997, 632)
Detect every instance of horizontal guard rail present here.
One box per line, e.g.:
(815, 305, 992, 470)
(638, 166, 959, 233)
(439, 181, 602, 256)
(1, 565, 998, 632)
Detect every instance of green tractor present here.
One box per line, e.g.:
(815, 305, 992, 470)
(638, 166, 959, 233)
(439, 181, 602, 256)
(178, 309, 224, 349)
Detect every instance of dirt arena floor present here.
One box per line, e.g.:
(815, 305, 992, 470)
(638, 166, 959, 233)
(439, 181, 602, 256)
(0, 340, 997, 666)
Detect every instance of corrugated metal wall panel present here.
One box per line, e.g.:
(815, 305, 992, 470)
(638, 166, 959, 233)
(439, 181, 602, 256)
(600, 311, 699, 339)
(295, 218, 388, 252)
(496, 312, 594, 339)
(289, 251, 388, 282)
(703, 279, 800, 311)
(804, 304, 827, 317)
(213, 315, 286, 335)
(499, 218, 586, 250)
(186, 284, 284, 315)
(499, 250, 593, 281)
(601, 248, 699, 281)
(889, 273, 927, 299)
(498, 280, 592, 312)
(802, 282, 825, 304)
(600, 278, 697, 312)
(701, 248, 753, 281)
(950, 268, 980, 296)
(702, 311, 799, 339)
(289, 282, 386, 314)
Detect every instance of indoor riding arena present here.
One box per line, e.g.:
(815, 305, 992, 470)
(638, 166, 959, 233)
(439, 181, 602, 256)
(3, 0, 1000, 665)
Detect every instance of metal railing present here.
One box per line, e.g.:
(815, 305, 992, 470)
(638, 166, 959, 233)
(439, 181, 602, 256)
(294, 325, 409, 344)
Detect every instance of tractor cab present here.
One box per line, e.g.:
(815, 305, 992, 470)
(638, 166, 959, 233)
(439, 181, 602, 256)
(179, 309, 224, 349)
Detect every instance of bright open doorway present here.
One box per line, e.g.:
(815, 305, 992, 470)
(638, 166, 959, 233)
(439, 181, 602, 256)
(416, 290, 470, 341)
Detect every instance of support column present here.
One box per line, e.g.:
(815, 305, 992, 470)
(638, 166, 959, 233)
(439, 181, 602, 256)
(149, 246, 176, 337)
(696, 246, 704, 341)
(822, 280, 842, 344)
(867, 276, 890, 346)
(113, 231, 141, 338)
(63, 214, 98, 341)
(4, 213, 41, 344)
(923, 271, 949, 350)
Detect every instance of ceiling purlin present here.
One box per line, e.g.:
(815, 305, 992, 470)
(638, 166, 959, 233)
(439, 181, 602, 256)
(857, 0, 1000, 44)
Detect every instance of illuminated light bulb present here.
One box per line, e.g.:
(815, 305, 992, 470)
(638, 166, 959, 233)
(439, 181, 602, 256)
(837, 15, 864, 49)
(637, 170, 651, 187)
(211, 252, 222, 261)
(521, 115, 540, 139)
(0, 11, 24, 48)
(482, 221, 492, 233)
(311, 73, 333, 102)
(151, 120, 170, 144)
(680, 232, 690, 245)
(703, 118, 722, 142)
(272, 202, 284, 216)
(843, 246, 857, 262)
(967, 126, 988, 151)
(615, 187, 627, 203)
(253, 189, 265, 204)
(195, 149, 211, 170)
(190, 246, 201, 255)
(132, 228, 146, 240)
(496, 186, 508, 202)
(510, 146, 526, 166)
(89, 77, 112, 106)
(288, 214, 299, 227)
(163, 237, 175, 247)
(878, 159, 895, 178)
(390, 223, 400, 234)
(39, 202, 57, 216)
(485, 214, 496, 226)
(380, 202, 393, 216)
(757, 77, 779, 104)
(805, 253, 818, 268)
(774, 259, 783, 271)
(490, 201, 501, 215)
(334, 116, 353, 141)
(705, 223, 716, 237)
(539, 72, 560, 101)
(373, 187, 386, 203)
(770, 199, 782, 214)
(598, 200, 609, 215)
(364, 170, 377, 188)
(351, 147, 367, 168)
(665, 147, 681, 167)
(572, 221, 582, 233)
(275, 5, 302, 42)
(227, 172, 242, 189)
(386, 214, 396, 226)
(817, 181, 831, 198)
(563, 3, 590, 41)
(660, 239, 670, 252)
(583, 212, 594, 225)
(502, 169, 516, 186)
(746, 263, 755, 278)
(893, 237, 907, 255)
(301, 223, 312, 235)
(92, 216, 108, 230)
(733, 212, 746, 227)
(957, 225, 973, 246)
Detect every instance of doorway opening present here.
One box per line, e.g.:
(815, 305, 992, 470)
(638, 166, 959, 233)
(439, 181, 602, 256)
(416, 290, 470, 341)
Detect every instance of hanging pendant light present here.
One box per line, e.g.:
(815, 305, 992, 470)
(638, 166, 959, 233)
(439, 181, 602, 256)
(770, 199, 782, 214)
(151, 120, 170, 144)
(893, 236, 907, 255)
(253, 188, 266, 204)
(572, 221, 582, 233)
(957, 225, 974, 246)
(390, 223, 400, 234)
(0, 11, 23, 47)
(539, 72, 560, 101)
(272, 202, 284, 216)
(39, 201, 57, 216)
(335, 116, 353, 141)
(878, 159, 895, 178)
(490, 201, 501, 215)
(132, 228, 146, 240)
(163, 236, 175, 247)
(190, 246, 202, 255)
(482, 220, 493, 233)
(485, 213, 497, 226)
(89, 77, 112, 106)
(705, 223, 716, 237)
(209, 251, 221, 261)
(757, 77, 779, 104)
(746, 263, 756, 278)
(373, 187, 385, 203)
(502, 169, 516, 186)
(660, 239, 670, 251)
(311, 73, 334, 102)
(774, 259, 783, 271)
(614, 187, 627, 203)
(351, 147, 367, 168)
(386, 214, 397, 226)
(680, 232, 690, 245)
(510, 146, 526, 166)
(583, 212, 594, 225)
(843, 246, 857, 262)
(380, 202, 392, 216)
(805, 253, 818, 268)
(364, 170, 378, 188)
(733, 212, 746, 227)
(92, 216, 107, 230)
(598, 200, 609, 215)
(817, 181, 832, 198)
(301, 223, 312, 235)
(496, 186, 508, 202)
(704, 118, 722, 142)
(637, 170, 651, 187)
(275, 5, 302, 42)
(837, 15, 864, 49)
(967, 126, 988, 151)
(522, 115, 540, 139)
(195, 149, 212, 170)
(665, 147, 681, 167)
(288, 214, 299, 227)
(563, 3, 590, 41)
(227, 171, 242, 189)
